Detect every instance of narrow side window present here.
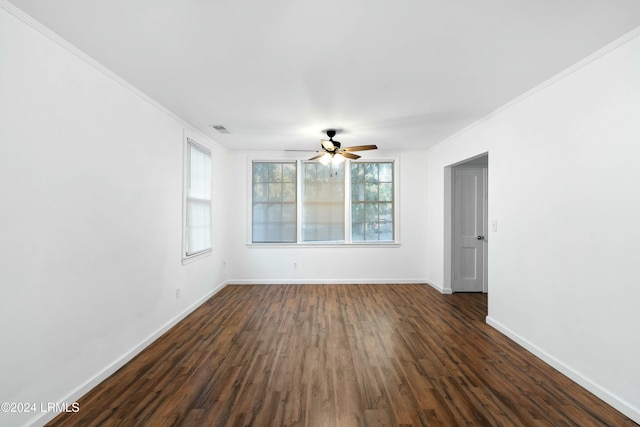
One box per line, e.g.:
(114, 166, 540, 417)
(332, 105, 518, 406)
(185, 139, 212, 257)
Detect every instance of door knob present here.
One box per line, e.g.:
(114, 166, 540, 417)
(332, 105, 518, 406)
(476, 235, 485, 240)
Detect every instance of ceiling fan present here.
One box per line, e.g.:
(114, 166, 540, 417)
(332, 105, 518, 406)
(290, 130, 378, 164)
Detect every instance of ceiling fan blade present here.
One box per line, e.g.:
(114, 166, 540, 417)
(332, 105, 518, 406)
(321, 139, 335, 151)
(308, 153, 325, 161)
(341, 152, 361, 160)
(343, 145, 378, 152)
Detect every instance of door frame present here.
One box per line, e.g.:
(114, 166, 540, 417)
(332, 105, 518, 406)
(443, 153, 488, 294)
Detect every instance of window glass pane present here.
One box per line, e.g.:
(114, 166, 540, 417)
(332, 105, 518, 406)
(253, 203, 266, 222)
(352, 182, 364, 202)
(365, 183, 379, 201)
(379, 222, 393, 241)
(316, 224, 329, 241)
(282, 203, 296, 222)
(352, 203, 364, 222)
(267, 203, 282, 222)
(268, 183, 282, 201)
(267, 223, 282, 242)
(283, 163, 296, 182)
(351, 161, 394, 242)
(379, 183, 393, 202)
(379, 163, 392, 182)
(330, 225, 343, 241)
(379, 202, 393, 222)
(304, 163, 316, 181)
(302, 224, 316, 241)
(188, 143, 211, 199)
(268, 163, 282, 181)
(352, 223, 364, 241)
(352, 163, 364, 180)
(187, 200, 211, 253)
(252, 161, 297, 243)
(253, 162, 267, 182)
(365, 203, 379, 221)
(282, 223, 296, 242)
(253, 223, 266, 242)
(253, 183, 267, 202)
(303, 205, 316, 223)
(282, 183, 296, 201)
(331, 203, 343, 222)
(365, 223, 379, 241)
(302, 162, 344, 242)
(365, 163, 378, 183)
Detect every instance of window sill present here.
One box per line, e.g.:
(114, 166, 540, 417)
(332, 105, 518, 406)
(182, 249, 212, 265)
(246, 242, 401, 248)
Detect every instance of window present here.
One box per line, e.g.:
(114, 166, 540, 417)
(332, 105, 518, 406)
(252, 161, 297, 243)
(250, 159, 396, 244)
(184, 139, 212, 257)
(351, 162, 394, 241)
(302, 162, 345, 242)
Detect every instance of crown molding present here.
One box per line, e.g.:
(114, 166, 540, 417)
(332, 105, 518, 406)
(0, 0, 224, 152)
(432, 25, 640, 150)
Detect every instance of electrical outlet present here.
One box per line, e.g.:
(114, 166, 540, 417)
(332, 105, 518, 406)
(293, 262, 298, 269)
(223, 260, 226, 268)
(492, 220, 498, 232)
(176, 288, 181, 299)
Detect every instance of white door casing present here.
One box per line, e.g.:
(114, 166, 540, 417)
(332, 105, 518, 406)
(453, 167, 487, 292)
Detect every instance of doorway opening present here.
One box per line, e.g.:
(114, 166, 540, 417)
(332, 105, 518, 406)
(443, 153, 488, 294)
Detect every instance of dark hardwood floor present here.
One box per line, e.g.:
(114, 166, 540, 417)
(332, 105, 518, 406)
(48, 284, 636, 426)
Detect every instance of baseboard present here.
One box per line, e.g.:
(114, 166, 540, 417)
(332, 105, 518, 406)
(27, 280, 229, 427)
(226, 280, 452, 296)
(424, 280, 452, 294)
(486, 316, 640, 424)
(227, 279, 430, 285)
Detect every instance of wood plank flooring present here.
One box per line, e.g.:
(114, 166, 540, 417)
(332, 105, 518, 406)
(48, 284, 636, 426)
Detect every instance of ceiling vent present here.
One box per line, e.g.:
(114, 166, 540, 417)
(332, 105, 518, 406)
(210, 125, 230, 134)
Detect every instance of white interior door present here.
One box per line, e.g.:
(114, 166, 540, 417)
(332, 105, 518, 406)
(453, 167, 486, 292)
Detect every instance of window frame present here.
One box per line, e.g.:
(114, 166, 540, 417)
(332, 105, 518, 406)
(350, 160, 395, 242)
(247, 155, 400, 247)
(301, 160, 346, 243)
(182, 137, 212, 263)
(251, 160, 298, 243)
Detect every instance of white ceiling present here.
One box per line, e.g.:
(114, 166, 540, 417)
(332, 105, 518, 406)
(9, 0, 640, 151)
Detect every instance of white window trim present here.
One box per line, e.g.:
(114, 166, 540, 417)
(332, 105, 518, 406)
(182, 136, 212, 264)
(246, 154, 400, 247)
(349, 159, 397, 243)
(250, 160, 298, 243)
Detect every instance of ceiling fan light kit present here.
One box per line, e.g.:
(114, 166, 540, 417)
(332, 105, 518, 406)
(319, 152, 344, 165)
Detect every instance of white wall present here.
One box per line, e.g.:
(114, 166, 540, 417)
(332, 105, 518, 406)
(225, 150, 431, 285)
(425, 31, 640, 422)
(0, 6, 228, 426)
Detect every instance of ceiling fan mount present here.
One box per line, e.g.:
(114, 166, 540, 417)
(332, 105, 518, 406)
(322, 129, 341, 153)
